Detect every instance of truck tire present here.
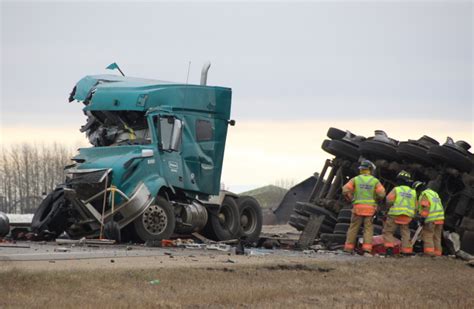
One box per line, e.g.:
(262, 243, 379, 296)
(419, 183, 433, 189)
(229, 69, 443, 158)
(133, 196, 175, 242)
(293, 202, 337, 224)
(460, 231, 474, 255)
(397, 142, 434, 166)
(428, 145, 472, 173)
(204, 196, 241, 241)
(337, 208, 352, 223)
(322, 139, 360, 161)
(320, 233, 346, 246)
(237, 196, 263, 242)
(327, 127, 346, 140)
(288, 214, 334, 233)
(104, 221, 121, 243)
(31, 186, 70, 236)
(359, 140, 399, 162)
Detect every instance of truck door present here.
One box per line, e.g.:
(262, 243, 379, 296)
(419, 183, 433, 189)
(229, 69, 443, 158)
(151, 114, 184, 187)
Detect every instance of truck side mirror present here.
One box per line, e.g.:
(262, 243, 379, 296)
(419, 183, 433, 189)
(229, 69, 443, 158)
(170, 119, 183, 151)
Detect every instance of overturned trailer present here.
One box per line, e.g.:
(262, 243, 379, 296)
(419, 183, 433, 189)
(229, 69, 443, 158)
(278, 128, 474, 254)
(31, 64, 262, 243)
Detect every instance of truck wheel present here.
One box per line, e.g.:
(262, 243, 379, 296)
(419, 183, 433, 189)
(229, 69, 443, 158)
(359, 140, 399, 162)
(428, 145, 473, 173)
(322, 139, 360, 161)
(337, 208, 352, 223)
(204, 196, 241, 241)
(104, 221, 121, 243)
(133, 196, 175, 242)
(327, 127, 346, 140)
(237, 196, 263, 242)
(460, 231, 474, 255)
(397, 142, 435, 166)
(31, 186, 70, 236)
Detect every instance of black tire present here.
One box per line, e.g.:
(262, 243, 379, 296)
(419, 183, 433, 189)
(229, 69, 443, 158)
(320, 233, 346, 245)
(337, 208, 352, 223)
(288, 214, 333, 233)
(104, 221, 121, 243)
(428, 145, 472, 173)
(31, 186, 70, 236)
(397, 142, 435, 166)
(334, 223, 350, 234)
(322, 139, 360, 161)
(327, 127, 346, 140)
(359, 140, 399, 162)
(460, 231, 474, 255)
(204, 196, 241, 241)
(294, 202, 337, 224)
(237, 196, 263, 242)
(133, 196, 176, 242)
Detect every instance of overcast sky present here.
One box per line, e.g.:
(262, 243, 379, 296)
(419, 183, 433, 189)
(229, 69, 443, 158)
(1, 1, 473, 191)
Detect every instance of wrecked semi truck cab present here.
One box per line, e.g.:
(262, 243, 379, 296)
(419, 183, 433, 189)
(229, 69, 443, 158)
(31, 66, 262, 242)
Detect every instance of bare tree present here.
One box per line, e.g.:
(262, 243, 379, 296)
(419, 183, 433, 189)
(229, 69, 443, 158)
(0, 143, 74, 214)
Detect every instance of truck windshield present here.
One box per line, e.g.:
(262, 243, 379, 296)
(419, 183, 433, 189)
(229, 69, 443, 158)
(82, 111, 151, 146)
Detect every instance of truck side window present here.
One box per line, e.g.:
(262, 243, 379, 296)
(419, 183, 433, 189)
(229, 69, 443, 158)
(157, 116, 182, 151)
(196, 120, 213, 141)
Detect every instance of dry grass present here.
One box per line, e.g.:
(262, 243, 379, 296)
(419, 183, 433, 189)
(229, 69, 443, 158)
(1, 257, 473, 308)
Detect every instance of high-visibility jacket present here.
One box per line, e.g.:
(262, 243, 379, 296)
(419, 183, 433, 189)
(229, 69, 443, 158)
(351, 174, 381, 216)
(419, 189, 444, 222)
(388, 185, 416, 218)
(353, 175, 379, 206)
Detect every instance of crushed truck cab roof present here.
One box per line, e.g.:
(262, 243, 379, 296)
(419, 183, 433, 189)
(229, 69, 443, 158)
(71, 74, 232, 119)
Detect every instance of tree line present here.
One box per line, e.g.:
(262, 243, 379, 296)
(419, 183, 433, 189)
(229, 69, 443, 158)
(0, 144, 74, 214)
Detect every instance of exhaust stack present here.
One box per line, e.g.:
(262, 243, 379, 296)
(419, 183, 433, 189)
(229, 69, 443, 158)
(200, 61, 211, 85)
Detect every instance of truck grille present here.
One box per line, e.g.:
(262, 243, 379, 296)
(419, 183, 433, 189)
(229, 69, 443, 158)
(68, 169, 110, 185)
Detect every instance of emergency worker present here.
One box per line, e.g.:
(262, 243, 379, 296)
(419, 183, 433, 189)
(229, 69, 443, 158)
(383, 170, 417, 256)
(342, 160, 386, 255)
(413, 181, 445, 256)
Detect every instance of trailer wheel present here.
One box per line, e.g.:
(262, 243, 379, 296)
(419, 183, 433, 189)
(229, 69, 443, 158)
(327, 127, 347, 140)
(293, 202, 337, 224)
(337, 208, 352, 223)
(288, 214, 334, 233)
(428, 145, 472, 173)
(31, 186, 70, 236)
(397, 142, 434, 166)
(359, 140, 399, 162)
(322, 139, 360, 161)
(460, 231, 474, 255)
(237, 196, 262, 242)
(133, 196, 175, 242)
(204, 196, 241, 241)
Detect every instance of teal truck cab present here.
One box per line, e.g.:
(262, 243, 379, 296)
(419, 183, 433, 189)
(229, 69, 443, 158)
(31, 63, 262, 243)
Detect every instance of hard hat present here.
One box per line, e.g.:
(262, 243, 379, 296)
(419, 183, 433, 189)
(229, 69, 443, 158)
(412, 181, 425, 190)
(359, 160, 375, 171)
(397, 170, 412, 182)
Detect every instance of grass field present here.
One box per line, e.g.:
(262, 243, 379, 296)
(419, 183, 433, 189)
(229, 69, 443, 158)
(2, 256, 473, 308)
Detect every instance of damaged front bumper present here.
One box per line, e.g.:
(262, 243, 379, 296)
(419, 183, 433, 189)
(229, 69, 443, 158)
(63, 182, 153, 237)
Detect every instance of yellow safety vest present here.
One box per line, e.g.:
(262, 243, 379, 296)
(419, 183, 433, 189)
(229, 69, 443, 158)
(419, 189, 445, 222)
(388, 185, 416, 218)
(353, 175, 379, 206)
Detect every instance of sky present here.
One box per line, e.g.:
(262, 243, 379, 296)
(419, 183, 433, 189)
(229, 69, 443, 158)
(1, 1, 473, 192)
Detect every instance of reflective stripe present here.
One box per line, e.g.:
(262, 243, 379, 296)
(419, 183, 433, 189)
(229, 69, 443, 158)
(419, 189, 445, 222)
(402, 247, 413, 253)
(388, 186, 416, 218)
(344, 243, 355, 251)
(424, 247, 435, 253)
(385, 242, 395, 248)
(362, 243, 373, 251)
(353, 175, 379, 206)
